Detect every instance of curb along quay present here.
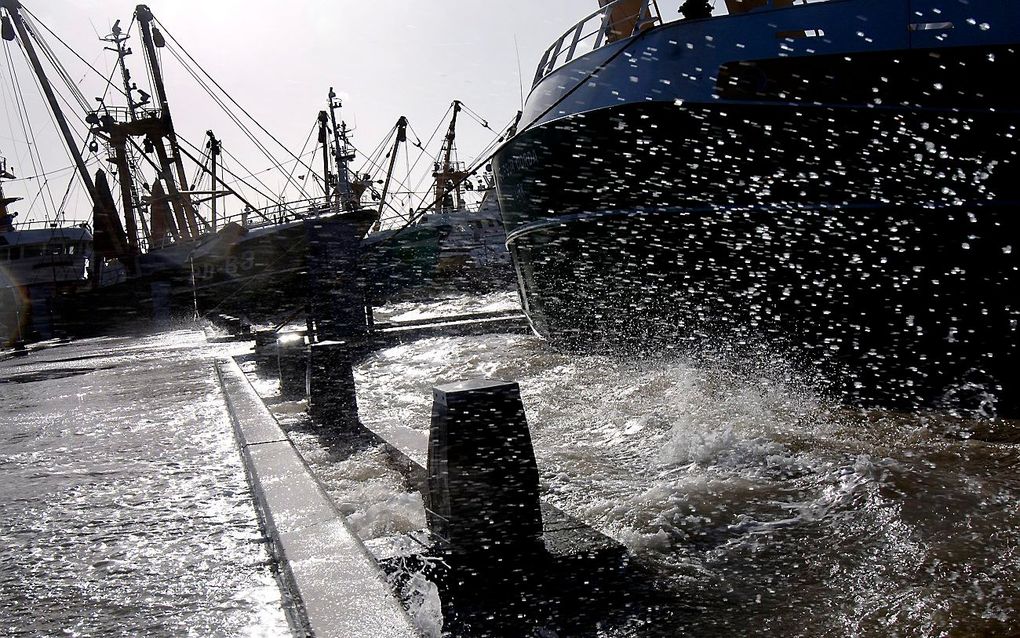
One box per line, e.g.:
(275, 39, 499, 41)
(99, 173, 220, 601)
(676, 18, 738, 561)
(1, 330, 421, 637)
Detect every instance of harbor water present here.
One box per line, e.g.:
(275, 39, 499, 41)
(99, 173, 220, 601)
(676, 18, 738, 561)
(2, 294, 1018, 637)
(323, 292, 1018, 636)
(0, 331, 289, 637)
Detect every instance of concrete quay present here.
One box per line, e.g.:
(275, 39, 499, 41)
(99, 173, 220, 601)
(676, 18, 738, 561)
(215, 357, 420, 638)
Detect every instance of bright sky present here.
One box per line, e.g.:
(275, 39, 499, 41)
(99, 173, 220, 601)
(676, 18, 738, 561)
(3, 0, 622, 223)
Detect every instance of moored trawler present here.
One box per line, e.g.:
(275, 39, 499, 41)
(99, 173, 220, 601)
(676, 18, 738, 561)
(1, 2, 377, 335)
(492, 0, 1020, 413)
(0, 157, 93, 343)
(361, 102, 513, 300)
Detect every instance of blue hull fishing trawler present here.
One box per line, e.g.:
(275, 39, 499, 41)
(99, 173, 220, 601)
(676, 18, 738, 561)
(492, 0, 1020, 414)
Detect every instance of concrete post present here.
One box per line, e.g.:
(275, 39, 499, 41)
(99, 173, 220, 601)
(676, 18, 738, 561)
(253, 330, 277, 373)
(426, 379, 544, 558)
(305, 217, 370, 344)
(276, 334, 307, 400)
(150, 281, 172, 327)
(307, 341, 359, 426)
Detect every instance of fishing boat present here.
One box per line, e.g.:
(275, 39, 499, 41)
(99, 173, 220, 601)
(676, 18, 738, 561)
(177, 89, 377, 327)
(1, 2, 376, 337)
(492, 0, 1020, 413)
(0, 156, 94, 343)
(362, 101, 512, 300)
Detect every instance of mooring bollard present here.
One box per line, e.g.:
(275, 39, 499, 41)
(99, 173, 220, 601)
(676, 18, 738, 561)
(426, 379, 544, 559)
(150, 281, 171, 327)
(253, 330, 277, 373)
(307, 341, 359, 425)
(224, 316, 242, 336)
(276, 334, 307, 400)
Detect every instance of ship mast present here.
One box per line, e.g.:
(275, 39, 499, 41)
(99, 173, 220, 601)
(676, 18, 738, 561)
(206, 131, 220, 231)
(135, 3, 201, 240)
(0, 0, 99, 206)
(102, 20, 148, 121)
(433, 100, 468, 213)
(377, 116, 408, 224)
(318, 110, 330, 203)
(3, 0, 136, 283)
(0, 155, 20, 227)
(98, 19, 148, 257)
(326, 88, 361, 212)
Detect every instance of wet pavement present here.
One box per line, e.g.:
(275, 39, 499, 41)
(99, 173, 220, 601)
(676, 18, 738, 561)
(0, 331, 290, 637)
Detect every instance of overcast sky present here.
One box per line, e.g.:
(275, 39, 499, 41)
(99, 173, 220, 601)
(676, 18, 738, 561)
(3, 0, 627, 223)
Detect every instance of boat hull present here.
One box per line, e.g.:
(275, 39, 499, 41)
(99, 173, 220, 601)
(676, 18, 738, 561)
(361, 208, 514, 302)
(188, 214, 370, 319)
(53, 212, 374, 335)
(493, 92, 1020, 413)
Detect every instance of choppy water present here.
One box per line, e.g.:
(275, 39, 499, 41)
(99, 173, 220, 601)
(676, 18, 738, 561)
(0, 331, 289, 638)
(11, 296, 1014, 637)
(333, 292, 1020, 636)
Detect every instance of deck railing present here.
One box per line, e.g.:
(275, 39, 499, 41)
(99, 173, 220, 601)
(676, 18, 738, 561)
(215, 196, 337, 231)
(11, 218, 91, 231)
(533, 0, 663, 87)
(139, 195, 337, 251)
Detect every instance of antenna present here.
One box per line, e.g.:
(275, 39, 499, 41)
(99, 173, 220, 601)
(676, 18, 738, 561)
(514, 34, 525, 110)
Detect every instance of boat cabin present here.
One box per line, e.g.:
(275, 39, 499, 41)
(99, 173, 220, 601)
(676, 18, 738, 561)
(0, 224, 94, 290)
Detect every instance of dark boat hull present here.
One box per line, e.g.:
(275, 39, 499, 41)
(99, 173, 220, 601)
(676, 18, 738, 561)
(493, 69, 1020, 413)
(361, 224, 444, 301)
(188, 213, 371, 319)
(501, 198, 1018, 413)
(54, 212, 373, 335)
(360, 208, 514, 303)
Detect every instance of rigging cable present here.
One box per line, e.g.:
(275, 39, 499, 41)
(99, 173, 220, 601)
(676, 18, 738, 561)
(21, 6, 130, 103)
(153, 18, 321, 189)
(348, 124, 420, 222)
(281, 120, 320, 203)
(466, 112, 522, 174)
(175, 136, 275, 223)
(8, 12, 118, 224)
(22, 13, 89, 113)
(459, 102, 494, 132)
(369, 25, 652, 251)
(2, 47, 96, 227)
(356, 124, 395, 181)
(220, 146, 321, 190)
(16, 36, 100, 226)
(341, 123, 414, 223)
(207, 139, 288, 208)
(3, 42, 55, 222)
(160, 42, 310, 201)
(403, 117, 448, 197)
